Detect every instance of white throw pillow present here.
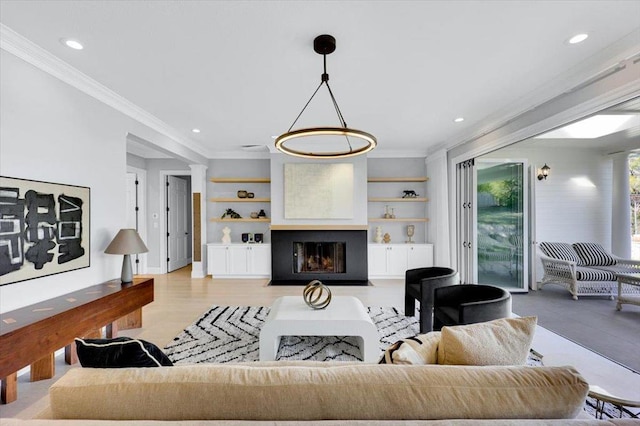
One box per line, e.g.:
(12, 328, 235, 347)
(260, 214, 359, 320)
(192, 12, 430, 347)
(379, 332, 440, 364)
(437, 316, 537, 366)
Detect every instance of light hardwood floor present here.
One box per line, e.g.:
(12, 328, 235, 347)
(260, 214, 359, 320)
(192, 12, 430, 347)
(122, 267, 407, 348)
(2, 266, 639, 419)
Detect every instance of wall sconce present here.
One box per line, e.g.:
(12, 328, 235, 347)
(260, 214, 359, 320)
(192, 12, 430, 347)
(537, 164, 551, 181)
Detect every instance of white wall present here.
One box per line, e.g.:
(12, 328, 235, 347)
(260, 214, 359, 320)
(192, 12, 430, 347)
(270, 154, 368, 226)
(0, 50, 190, 312)
(483, 144, 612, 247)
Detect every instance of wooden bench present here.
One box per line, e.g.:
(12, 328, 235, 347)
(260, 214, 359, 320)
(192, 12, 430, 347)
(0, 277, 154, 404)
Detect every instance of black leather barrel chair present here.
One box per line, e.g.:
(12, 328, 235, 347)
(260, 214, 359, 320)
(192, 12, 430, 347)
(432, 284, 511, 331)
(404, 267, 459, 333)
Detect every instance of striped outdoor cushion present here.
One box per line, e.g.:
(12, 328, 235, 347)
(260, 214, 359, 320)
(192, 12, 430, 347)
(572, 243, 616, 266)
(539, 242, 581, 265)
(575, 266, 616, 282)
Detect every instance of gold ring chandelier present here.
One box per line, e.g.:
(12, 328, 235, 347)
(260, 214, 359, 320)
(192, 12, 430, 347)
(275, 35, 377, 159)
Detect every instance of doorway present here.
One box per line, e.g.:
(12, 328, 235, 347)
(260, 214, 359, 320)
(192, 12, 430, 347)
(475, 159, 528, 292)
(164, 174, 192, 273)
(455, 159, 530, 292)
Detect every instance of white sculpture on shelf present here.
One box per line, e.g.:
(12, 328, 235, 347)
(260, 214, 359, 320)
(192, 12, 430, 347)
(221, 226, 231, 244)
(374, 226, 383, 244)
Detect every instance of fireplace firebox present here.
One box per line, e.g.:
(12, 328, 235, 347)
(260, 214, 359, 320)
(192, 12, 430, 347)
(271, 230, 368, 285)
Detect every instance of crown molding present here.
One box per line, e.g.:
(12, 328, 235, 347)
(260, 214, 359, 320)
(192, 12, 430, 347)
(0, 24, 210, 164)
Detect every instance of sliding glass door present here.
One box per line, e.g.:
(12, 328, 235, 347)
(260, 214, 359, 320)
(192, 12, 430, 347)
(475, 159, 528, 292)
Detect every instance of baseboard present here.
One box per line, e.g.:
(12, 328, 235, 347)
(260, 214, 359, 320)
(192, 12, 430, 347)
(146, 267, 162, 274)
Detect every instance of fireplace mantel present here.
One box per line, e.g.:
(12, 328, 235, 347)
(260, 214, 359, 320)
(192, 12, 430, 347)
(270, 225, 368, 231)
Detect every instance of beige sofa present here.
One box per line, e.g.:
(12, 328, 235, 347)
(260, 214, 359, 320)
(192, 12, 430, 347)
(2, 361, 638, 425)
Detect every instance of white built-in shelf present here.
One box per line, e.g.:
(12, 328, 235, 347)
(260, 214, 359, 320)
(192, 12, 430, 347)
(367, 177, 429, 183)
(368, 197, 428, 202)
(210, 197, 270, 203)
(369, 218, 429, 222)
(210, 177, 270, 183)
(210, 218, 270, 223)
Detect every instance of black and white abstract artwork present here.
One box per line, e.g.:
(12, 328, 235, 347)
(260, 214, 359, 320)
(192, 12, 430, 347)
(0, 176, 90, 286)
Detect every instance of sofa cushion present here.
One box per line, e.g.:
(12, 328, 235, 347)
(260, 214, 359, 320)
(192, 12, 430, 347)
(437, 316, 537, 366)
(575, 266, 616, 282)
(49, 363, 588, 420)
(379, 332, 440, 364)
(573, 243, 616, 266)
(539, 242, 582, 265)
(75, 337, 173, 368)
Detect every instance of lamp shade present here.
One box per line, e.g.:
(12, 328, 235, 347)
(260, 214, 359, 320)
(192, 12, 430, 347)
(104, 229, 148, 255)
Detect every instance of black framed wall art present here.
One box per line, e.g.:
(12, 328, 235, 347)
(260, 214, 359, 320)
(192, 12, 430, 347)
(0, 176, 90, 286)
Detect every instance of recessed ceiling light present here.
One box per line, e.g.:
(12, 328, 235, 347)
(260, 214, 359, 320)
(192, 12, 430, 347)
(568, 33, 588, 44)
(60, 38, 84, 50)
(191, 128, 201, 133)
(454, 117, 464, 123)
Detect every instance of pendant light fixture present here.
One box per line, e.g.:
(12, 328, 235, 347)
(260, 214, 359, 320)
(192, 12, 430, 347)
(275, 35, 376, 159)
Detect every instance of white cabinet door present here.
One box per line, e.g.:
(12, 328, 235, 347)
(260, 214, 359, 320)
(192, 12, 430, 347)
(207, 245, 229, 276)
(407, 244, 434, 269)
(368, 244, 434, 278)
(386, 245, 408, 276)
(208, 244, 271, 277)
(368, 245, 388, 276)
(250, 245, 271, 276)
(229, 246, 250, 274)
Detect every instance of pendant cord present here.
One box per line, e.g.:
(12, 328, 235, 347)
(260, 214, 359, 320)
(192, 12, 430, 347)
(287, 81, 324, 132)
(286, 52, 353, 153)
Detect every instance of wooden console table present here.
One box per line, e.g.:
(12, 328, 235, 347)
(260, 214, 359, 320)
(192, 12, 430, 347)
(0, 277, 154, 404)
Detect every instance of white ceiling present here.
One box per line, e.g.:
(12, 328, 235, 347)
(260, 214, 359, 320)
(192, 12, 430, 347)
(1, 0, 640, 160)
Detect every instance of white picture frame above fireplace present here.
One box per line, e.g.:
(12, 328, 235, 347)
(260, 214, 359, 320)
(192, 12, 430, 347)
(284, 163, 354, 219)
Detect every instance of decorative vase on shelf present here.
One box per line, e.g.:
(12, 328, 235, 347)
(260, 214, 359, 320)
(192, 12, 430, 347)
(383, 233, 391, 244)
(383, 205, 391, 219)
(406, 224, 415, 243)
(221, 226, 231, 244)
(374, 226, 383, 243)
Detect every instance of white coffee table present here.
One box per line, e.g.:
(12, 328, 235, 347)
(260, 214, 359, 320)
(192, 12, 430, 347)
(259, 296, 380, 363)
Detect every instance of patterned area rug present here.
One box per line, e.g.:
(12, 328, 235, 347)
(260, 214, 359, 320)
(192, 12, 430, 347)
(164, 306, 418, 363)
(165, 305, 637, 420)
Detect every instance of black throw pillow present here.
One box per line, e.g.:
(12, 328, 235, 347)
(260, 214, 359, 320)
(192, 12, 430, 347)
(75, 337, 173, 368)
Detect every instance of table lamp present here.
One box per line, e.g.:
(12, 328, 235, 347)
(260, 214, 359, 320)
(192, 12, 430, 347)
(104, 229, 149, 284)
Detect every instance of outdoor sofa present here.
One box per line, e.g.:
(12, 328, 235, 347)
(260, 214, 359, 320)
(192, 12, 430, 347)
(538, 242, 640, 300)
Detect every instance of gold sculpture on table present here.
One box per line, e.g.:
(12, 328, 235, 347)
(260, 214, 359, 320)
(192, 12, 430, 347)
(303, 280, 332, 310)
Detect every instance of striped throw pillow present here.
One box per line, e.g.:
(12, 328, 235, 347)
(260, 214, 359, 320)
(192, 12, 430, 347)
(572, 243, 616, 266)
(379, 332, 440, 365)
(539, 242, 582, 265)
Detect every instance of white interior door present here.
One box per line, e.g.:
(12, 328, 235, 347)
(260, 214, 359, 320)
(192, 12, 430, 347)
(167, 175, 190, 272)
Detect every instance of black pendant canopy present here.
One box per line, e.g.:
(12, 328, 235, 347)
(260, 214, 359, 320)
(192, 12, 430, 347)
(275, 34, 376, 159)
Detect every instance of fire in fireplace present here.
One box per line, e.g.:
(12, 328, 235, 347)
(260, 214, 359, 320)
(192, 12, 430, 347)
(294, 242, 346, 274)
